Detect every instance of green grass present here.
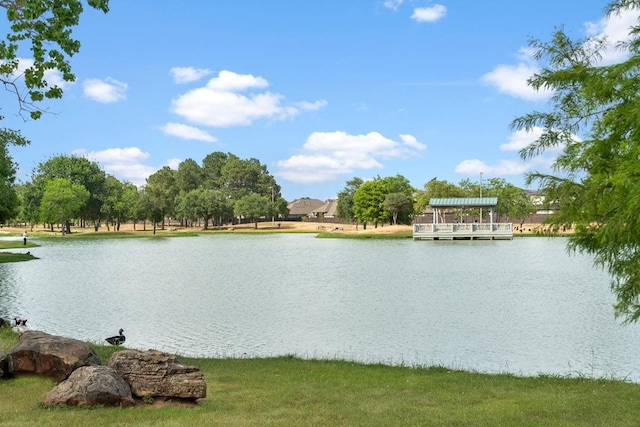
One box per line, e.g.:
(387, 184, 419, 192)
(317, 231, 413, 239)
(0, 240, 38, 263)
(2, 328, 640, 426)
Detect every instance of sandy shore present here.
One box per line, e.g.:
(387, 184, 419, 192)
(0, 221, 563, 236)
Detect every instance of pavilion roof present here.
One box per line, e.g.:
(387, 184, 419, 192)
(429, 197, 498, 208)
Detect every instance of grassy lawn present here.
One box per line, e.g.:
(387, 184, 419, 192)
(1, 328, 640, 426)
(0, 240, 38, 264)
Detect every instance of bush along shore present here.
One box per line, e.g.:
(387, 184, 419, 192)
(1, 327, 640, 426)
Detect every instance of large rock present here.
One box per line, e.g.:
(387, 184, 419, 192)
(7, 331, 101, 382)
(0, 351, 8, 379)
(108, 349, 206, 400)
(43, 365, 135, 407)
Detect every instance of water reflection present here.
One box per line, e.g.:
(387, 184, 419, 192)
(0, 234, 637, 381)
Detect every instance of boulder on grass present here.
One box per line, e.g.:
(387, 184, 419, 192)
(108, 349, 206, 400)
(0, 351, 8, 379)
(43, 365, 135, 407)
(7, 331, 101, 382)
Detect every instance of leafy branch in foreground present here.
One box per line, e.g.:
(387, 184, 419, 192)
(0, 0, 109, 120)
(513, 0, 640, 322)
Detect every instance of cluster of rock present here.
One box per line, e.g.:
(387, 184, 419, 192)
(0, 330, 207, 407)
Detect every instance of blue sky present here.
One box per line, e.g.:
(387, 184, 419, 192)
(4, 0, 638, 201)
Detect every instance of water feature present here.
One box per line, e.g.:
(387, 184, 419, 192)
(1, 234, 638, 381)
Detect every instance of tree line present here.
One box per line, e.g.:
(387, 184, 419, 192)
(336, 175, 536, 228)
(2, 152, 287, 233)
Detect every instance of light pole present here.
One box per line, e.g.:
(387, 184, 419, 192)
(479, 172, 483, 224)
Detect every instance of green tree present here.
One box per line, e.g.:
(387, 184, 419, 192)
(138, 186, 163, 234)
(201, 151, 230, 189)
(100, 175, 122, 230)
(176, 158, 203, 194)
(145, 166, 177, 229)
(353, 178, 388, 228)
(0, 0, 110, 120)
(221, 156, 268, 200)
(337, 177, 363, 225)
(487, 179, 535, 224)
(0, 128, 28, 223)
(234, 193, 270, 229)
(34, 155, 106, 229)
(117, 182, 140, 230)
(380, 174, 415, 224)
(415, 179, 466, 214)
(384, 192, 412, 225)
(512, 0, 640, 321)
(39, 177, 89, 233)
(16, 182, 41, 228)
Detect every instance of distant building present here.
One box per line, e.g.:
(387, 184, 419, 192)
(286, 198, 325, 219)
(311, 199, 338, 218)
(524, 189, 557, 215)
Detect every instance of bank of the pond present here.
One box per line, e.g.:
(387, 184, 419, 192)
(0, 240, 38, 263)
(0, 328, 639, 426)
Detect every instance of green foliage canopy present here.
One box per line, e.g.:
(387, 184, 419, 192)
(39, 177, 89, 230)
(0, 0, 109, 119)
(512, 0, 640, 321)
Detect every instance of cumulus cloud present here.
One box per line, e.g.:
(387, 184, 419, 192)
(483, 7, 640, 101)
(454, 158, 533, 176)
(165, 158, 182, 170)
(411, 4, 446, 23)
(455, 126, 573, 178)
(482, 48, 553, 101)
(276, 131, 426, 184)
(584, 6, 640, 64)
(82, 77, 128, 103)
(499, 127, 544, 152)
(159, 122, 217, 143)
(73, 147, 156, 186)
(170, 66, 214, 84)
(170, 70, 326, 127)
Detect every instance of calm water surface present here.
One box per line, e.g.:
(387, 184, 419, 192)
(1, 234, 638, 381)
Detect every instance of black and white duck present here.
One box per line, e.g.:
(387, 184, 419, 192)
(14, 318, 28, 334)
(105, 328, 126, 345)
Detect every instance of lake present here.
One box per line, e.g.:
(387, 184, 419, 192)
(1, 234, 638, 381)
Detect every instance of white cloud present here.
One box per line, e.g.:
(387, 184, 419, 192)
(295, 100, 329, 111)
(482, 48, 553, 101)
(206, 70, 268, 91)
(455, 126, 573, 179)
(159, 122, 217, 143)
(73, 147, 155, 186)
(483, 7, 640, 101)
(165, 158, 182, 170)
(82, 77, 128, 103)
(170, 70, 326, 127)
(454, 159, 532, 176)
(584, 6, 640, 64)
(384, 0, 403, 11)
(499, 127, 544, 151)
(399, 134, 427, 151)
(411, 4, 446, 23)
(276, 131, 426, 184)
(170, 66, 214, 84)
